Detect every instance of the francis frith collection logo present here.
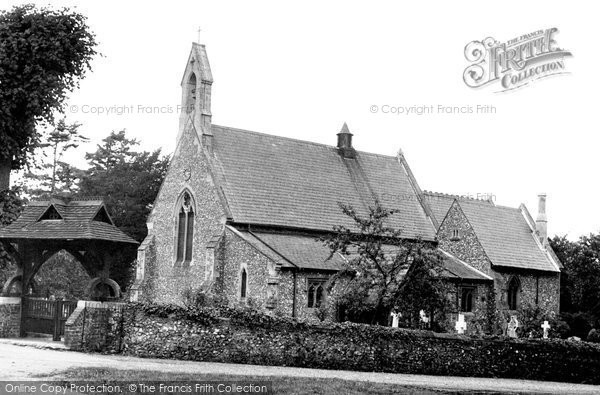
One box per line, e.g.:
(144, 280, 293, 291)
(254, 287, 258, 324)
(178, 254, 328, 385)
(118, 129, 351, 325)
(463, 28, 572, 92)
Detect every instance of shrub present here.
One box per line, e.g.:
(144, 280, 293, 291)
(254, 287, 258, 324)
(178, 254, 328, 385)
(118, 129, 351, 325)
(518, 303, 569, 338)
(561, 312, 593, 339)
(588, 329, 600, 343)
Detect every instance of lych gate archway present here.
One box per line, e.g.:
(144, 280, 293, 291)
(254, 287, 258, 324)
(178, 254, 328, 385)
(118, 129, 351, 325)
(0, 197, 138, 339)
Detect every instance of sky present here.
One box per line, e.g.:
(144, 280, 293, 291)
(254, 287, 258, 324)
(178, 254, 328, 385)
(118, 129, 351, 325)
(4, 0, 598, 239)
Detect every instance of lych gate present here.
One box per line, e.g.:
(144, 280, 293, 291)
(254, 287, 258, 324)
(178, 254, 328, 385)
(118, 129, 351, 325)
(0, 197, 138, 340)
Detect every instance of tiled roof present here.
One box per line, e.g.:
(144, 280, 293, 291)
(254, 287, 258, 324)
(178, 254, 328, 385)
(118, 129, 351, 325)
(0, 198, 138, 244)
(456, 201, 559, 272)
(423, 191, 494, 227)
(422, 191, 558, 272)
(439, 249, 493, 281)
(211, 125, 437, 241)
(230, 227, 344, 271)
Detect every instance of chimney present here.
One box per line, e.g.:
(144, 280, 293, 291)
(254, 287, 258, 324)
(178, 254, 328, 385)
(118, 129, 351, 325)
(536, 193, 548, 245)
(337, 122, 356, 158)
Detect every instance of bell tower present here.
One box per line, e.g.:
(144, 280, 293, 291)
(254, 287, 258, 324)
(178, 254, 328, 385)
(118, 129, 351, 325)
(178, 39, 213, 146)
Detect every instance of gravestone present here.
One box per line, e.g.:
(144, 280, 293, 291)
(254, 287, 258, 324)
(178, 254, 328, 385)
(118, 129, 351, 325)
(390, 311, 399, 328)
(541, 320, 551, 339)
(455, 313, 466, 334)
(419, 309, 429, 324)
(507, 315, 519, 338)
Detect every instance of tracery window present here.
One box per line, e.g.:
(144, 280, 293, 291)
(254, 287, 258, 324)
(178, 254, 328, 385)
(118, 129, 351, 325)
(175, 191, 195, 264)
(307, 279, 326, 308)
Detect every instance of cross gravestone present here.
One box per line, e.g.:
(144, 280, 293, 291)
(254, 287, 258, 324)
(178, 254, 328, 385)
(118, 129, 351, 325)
(507, 315, 519, 338)
(541, 320, 551, 339)
(390, 311, 399, 328)
(455, 313, 467, 334)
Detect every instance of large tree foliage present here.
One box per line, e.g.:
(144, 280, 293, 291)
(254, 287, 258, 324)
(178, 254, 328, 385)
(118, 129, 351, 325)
(551, 234, 600, 335)
(322, 201, 449, 326)
(0, 4, 97, 190)
(23, 118, 87, 199)
(79, 130, 169, 242)
(77, 130, 169, 291)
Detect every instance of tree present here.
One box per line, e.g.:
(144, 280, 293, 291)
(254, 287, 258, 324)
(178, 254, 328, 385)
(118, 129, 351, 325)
(551, 234, 600, 335)
(77, 130, 169, 291)
(79, 130, 169, 242)
(0, 4, 97, 191)
(322, 201, 449, 326)
(23, 118, 88, 199)
(0, 188, 24, 286)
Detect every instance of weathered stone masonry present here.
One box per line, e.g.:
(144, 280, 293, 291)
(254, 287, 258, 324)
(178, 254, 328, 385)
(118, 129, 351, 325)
(438, 200, 560, 322)
(64, 300, 125, 350)
(0, 297, 21, 338)
(135, 124, 227, 305)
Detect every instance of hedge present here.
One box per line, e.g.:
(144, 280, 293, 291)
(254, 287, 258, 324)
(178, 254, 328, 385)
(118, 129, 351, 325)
(98, 303, 600, 385)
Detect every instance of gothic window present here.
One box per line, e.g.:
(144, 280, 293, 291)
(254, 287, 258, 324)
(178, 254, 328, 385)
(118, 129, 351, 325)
(175, 191, 195, 265)
(507, 277, 520, 310)
(240, 268, 248, 299)
(307, 279, 326, 308)
(460, 287, 474, 312)
(186, 73, 197, 113)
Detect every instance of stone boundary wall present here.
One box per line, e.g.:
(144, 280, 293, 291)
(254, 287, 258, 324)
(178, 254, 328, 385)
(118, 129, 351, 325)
(64, 300, 126, 350)
(0, 297, 21, 338)
(117, 307, 600, 384)
(62, 304, 600, 384)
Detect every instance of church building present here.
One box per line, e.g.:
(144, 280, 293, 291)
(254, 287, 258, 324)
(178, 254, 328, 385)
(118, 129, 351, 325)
(131, 42, 561, 330)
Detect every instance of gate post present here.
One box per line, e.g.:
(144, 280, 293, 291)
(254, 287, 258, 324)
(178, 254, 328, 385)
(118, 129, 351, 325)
(0, 296, 22, 338)
(53, 300, 60, 341)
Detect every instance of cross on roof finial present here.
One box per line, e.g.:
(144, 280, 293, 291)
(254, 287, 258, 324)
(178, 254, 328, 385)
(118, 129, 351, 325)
(197, 27, 202, 43)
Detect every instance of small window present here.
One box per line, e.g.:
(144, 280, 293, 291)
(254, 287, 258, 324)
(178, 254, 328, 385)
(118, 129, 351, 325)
(507, 277, 520, 310)
(450, 229, 461, 241)
(240, 268, 248, 299)
(93, 206, 113, 224)
(39, 205, 63, 221)
(307, 279, 326, 308)
(460, 287, 474, 312)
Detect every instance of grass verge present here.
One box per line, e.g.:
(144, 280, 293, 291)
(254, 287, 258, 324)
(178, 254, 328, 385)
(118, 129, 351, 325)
(37, 367, 458, 395)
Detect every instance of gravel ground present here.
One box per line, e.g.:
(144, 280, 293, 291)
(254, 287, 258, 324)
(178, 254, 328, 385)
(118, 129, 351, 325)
(0, 339, 598, 394)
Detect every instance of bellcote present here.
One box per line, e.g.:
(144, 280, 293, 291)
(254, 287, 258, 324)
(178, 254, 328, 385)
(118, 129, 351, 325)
(178, 43, 213, 145)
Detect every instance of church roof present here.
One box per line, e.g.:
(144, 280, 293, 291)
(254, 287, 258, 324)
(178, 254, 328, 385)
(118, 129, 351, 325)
(438, 249, 493, 281)
(211, 125, 437, 241)
(457, 201, 560, 272)
(423, 191, 494, 227)
(229, 226, 344, 271)
(0, 198, 138, 244)
(422, 191, 559, 272)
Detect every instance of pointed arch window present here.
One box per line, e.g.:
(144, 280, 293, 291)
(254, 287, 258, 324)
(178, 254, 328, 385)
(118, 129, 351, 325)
(240, 268, 248, 299)
(460, 287, 474, 312)
(175, 191, 195, 265)
(507, 277, 520, 310)
(307, 279, 326, 308)
(186, 73, 197, 114)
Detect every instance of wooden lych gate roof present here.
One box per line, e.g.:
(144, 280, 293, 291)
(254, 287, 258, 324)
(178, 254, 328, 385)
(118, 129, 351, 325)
(0, 197, 137, 244)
